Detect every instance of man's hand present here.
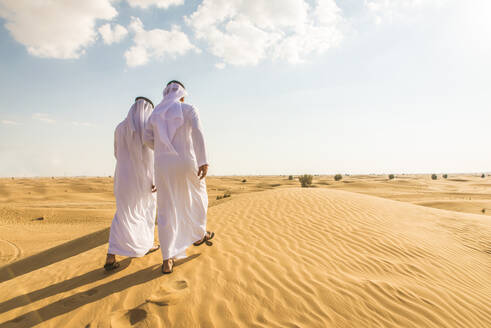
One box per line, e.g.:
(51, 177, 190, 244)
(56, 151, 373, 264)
(197, 164, 208, 180)
(151, 184, 157, 193)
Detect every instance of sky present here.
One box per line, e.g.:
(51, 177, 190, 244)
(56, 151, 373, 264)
(0, 0, 490, 177)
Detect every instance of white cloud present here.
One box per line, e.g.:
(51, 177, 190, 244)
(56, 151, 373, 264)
(1, 119, 18, 125)
(0, 0, 118, 59)
(72, 121, 95, 127)
(365, 0, 447, 24)
(32, 113, 55, 124)
(124, 17, 197, 67)
(99, 23, 128, 45)
(185, 0, 344, 67)
(126, 0, 184, 9)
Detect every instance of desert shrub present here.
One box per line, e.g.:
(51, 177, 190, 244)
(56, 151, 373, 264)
(482, 208, 486, 214)
(298, 174, 313, 187)
(481, 173, 485, 178)
(217, 191, 232, 200)
(334, 174, 342, 181)
(431, 174, 437, 180)
(388, 174, 395, 180)
(443, 174, 448, 179)
(288, 175, 294, 180)
(242, 179, 247, 183)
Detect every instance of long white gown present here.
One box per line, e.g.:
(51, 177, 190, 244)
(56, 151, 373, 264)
(108, 99, 157, 257)
(144, 85, 208, 260)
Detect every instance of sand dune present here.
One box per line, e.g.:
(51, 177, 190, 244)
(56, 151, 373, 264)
(0, 187, 490, 327)
(415, 200, 491, 216)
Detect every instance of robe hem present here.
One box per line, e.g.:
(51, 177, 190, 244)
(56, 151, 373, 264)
(161, 243, 194, 260)
(107, 246, 151, 258)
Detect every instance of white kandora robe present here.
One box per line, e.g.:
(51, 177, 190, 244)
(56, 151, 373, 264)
(108, 99, 157, 257)
(143, 83, 208, 260)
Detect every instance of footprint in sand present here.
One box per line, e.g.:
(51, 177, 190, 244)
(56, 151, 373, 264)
(146, 280, 189, 306)
(95, 281, 189, 327)
(173, 280, 188, 290)
(110, 307, 161, 328)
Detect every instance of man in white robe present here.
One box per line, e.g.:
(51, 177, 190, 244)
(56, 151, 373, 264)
(105, 97, 159, 271)
(143, 81, 214, 274)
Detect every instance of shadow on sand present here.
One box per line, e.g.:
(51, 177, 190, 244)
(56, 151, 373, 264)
(1, 253, 201, 327)
(0, 258, 132, 314)
(0, 228, 110, 283)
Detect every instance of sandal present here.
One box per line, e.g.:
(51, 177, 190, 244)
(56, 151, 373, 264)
(145, 244, 160, 255)
(162, 259, 174, 274)
(104, 260, 120, 271)
(193, 231, 215, 246)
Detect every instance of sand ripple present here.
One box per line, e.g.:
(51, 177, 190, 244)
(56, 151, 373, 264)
(0, 188, 490, 327)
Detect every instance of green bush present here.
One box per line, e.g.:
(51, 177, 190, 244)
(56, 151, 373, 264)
(334, 174, 342, 181)
(288, 175, 294, 180)
(388, 174, 395, 180)
(431, 174, 437, 180)
(442, 174, 448, 179)
(298, 174, 313, 187)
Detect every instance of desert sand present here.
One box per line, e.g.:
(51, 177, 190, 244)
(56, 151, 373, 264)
(0, 174, 490, 327)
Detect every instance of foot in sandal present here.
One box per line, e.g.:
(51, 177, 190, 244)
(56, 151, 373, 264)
(193, 231, 215, 246)
(162, 258, 174, 274)
(145, 244, 160, 255)
(104, 254, 120, 271)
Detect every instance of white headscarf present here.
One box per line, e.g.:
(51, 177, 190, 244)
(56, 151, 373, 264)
(127, 98, 153, 136)
(124, 98, 154, 162)
(153, 82, 188, 154)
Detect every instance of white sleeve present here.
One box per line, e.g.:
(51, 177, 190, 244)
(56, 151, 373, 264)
(143, 119, 155, 150)
(189, 106, 208, 167)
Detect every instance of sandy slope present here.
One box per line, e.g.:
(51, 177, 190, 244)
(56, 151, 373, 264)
(0, 188, 490, 327)
(0, 177, 115, 264)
